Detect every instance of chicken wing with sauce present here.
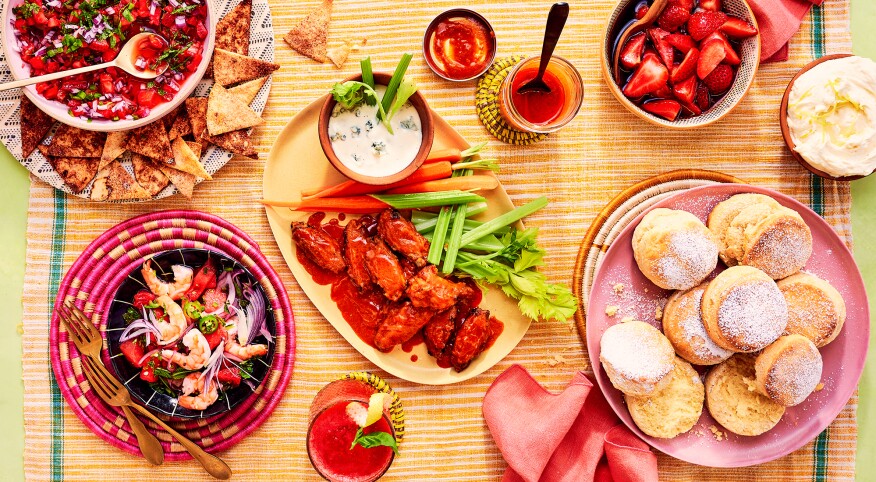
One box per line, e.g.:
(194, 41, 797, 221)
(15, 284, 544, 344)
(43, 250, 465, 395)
(377, 209, 430, 266)
(342, 217, 374, 290)
(374, 301, 434, 351)
(423, 306, 457, 357)
(406, 265, 473, 311)
(451, 308, 492, 372)
(364, 238, 407, 301)
(291, 222, 346, 274)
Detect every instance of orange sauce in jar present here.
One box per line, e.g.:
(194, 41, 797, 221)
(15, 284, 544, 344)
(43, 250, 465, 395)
(426, 16, 493, 80)
(509, 66, 567, 125)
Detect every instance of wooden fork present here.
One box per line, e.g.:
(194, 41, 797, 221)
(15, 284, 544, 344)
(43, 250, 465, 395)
(61, 304, 232, 479)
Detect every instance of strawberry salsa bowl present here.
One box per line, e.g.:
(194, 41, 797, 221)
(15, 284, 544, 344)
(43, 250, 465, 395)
(601, 0, 760, 129)
(1, 0, 217, 132)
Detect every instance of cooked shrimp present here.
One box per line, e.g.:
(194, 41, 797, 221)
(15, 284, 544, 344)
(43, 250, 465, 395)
(225, 319, 269, 360)
(177, 373, 219, 411)
(153, 295, 188, 343)
(142, 260, 193, 300)
(162, 328, 212, 370)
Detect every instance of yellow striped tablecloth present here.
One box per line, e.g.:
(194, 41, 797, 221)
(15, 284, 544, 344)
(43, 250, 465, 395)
(22, 0, 856, 480)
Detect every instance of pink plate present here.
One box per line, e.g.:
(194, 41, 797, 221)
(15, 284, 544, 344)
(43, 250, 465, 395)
(586, 183, 869, 467)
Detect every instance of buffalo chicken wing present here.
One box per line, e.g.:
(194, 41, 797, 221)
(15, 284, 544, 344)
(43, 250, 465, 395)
(291, 222, 346, 274)
(451, 308, 492, 371)
(342, 217, 374, 291)
(364, 238, 407, 301)
(406, 265, 473, 311)
(377, 209, 430, 266)
(374, 301, 435, 351)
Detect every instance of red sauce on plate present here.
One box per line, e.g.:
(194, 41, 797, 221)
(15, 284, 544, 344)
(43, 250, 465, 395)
(426, 16, 493, 79)
(307, 401, 394, 482)
(509, 66, 566, 125)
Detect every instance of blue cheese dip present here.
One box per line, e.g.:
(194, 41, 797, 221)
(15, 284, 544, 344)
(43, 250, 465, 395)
(328, 85, 423, 178)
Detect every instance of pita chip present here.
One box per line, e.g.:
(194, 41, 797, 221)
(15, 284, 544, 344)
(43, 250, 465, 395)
(326, 41, 353, 68)
(127, 121, 173, 163)
(216, 0, 251, 55)
(186, 98, 258, 158)
(43, 124, 106, 158)
(90, 161, 150, 201)
(284, 0, 332, 62)
(207, 83, 263, 136)
(213, 49, 280, 87)
(228, 76, 267, 105)
(169, 136, 212, 179)
(158, 141, 203, 198)
(131, 154, 170, 196)
(168, 106, 193, 139)
(48, 156, 100, 193)
(99, 131, 129, 171)
(20, 95, 56, 159)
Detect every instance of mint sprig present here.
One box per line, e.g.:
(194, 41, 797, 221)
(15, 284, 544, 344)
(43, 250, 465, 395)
(350, 428, 399, 455)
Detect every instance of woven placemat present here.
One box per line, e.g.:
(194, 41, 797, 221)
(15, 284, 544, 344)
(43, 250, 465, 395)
(50, 210, 295, 460)
(475, 55, 547, 145)
(571, 169, 743, 345)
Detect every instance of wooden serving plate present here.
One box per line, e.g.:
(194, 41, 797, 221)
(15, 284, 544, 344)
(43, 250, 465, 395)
(263, 97, 531, 385)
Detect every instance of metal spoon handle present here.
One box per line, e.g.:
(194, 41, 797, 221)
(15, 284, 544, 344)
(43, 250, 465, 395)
(535, 2, 570, 82)
(0, 61, 114, 92)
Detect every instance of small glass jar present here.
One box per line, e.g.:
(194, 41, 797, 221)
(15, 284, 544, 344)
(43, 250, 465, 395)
(498, 55, 583, 133)
(306, 379, 396, 482)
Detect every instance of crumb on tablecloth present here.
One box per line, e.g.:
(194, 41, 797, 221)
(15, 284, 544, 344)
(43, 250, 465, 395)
(709, 425, 726, 441)
(605, 305, 619, 317)
(620, 316, 634, 323)
(613, 283, 624, 295)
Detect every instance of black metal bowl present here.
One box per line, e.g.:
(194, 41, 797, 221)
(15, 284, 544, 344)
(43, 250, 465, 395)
(106, 248, 276, 418)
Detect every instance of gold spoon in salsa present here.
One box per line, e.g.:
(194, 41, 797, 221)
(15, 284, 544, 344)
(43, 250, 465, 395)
(0, 32, 169, 92)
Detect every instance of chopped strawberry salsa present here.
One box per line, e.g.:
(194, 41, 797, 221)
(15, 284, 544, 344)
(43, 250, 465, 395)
(11, 0, 208, 121)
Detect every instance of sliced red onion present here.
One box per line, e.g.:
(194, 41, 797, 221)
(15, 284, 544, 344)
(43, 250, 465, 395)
(135, 56, 147, 69)
(93, 14, 103, 26)
(105, 6, 115, 14)
(200, 342, 225, 392)
(33, 46, 47, 57)
(120, 318, 161, 342)
(243, 285, 271, 345)
(175, 16, 186, 28)
(149, 1, 157, 15)
(168, 0, 179, 7)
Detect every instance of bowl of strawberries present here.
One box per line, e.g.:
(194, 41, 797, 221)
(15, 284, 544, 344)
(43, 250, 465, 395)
(602, 0, 760, 128)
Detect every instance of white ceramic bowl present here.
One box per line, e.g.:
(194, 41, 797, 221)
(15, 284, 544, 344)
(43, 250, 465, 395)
(1, 0, 217, 132)
(601, 0, 761, 129)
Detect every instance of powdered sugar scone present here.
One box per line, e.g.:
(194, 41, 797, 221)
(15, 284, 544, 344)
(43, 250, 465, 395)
(600, 320, 675, 396)
(722, 203, 813, 280)
(755, 335, 823, 407)
(632, 208, 719, 290)
(707, 194, 781, 266)
(625, 357, 705, 438)
(705, 354, 786, 436)
(701, 266, 788, 353)
(662, 282, 734, 365)
(777, 272, 846, 347)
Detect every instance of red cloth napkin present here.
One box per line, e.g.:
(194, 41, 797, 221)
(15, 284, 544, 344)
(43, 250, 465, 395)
(749, 0, 825, 63)
(483, 365, 658, 482)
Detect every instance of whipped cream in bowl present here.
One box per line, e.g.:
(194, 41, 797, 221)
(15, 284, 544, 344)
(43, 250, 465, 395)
(783, 55, 876, 180)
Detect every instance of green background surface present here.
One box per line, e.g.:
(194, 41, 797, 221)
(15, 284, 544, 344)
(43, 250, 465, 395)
(1, 4, 875, 480)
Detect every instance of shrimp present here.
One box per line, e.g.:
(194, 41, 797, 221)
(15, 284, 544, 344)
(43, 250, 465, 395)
(225, 319, 269, 360)
(141, 260, 193, 300)
(153, 295, 188, 343)
(162, 328, 212, 370)
(177, 373, 219, 411)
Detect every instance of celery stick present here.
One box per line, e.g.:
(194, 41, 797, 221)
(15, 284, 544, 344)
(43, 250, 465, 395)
(370, 191, 484, 209)
(380, 53, 412, 119)
(441, 170, 473, 273)
(361, 57, 374, 88)
(416, 218, 510, 236)
(423, 233, 503, 252)
(460, 142, 487, 159)
(428, 205, 452, 265)
(459, 197, 548, 247)
(411, 202, 488, 225)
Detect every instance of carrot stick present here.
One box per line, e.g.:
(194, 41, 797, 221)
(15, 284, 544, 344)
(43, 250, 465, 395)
(260, 196, 390, 213)
(424, 142, 487, 164)
(302, 162, 453, 200)
(382, 175, 499, 195)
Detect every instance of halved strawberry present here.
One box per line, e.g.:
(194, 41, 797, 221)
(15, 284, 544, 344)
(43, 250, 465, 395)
(665, 34, 697, 54)
(635, 2, 649, 19)
(620, 32, 647, 69)
(669, 0, 695, 11)
(648, 28, 675, 68)
(696, 82, 712, 110)
(623, 53, 670, 98)
(687, 10, 728, 41)
(654, 82, 673, 99)
(697, 40, 726, 79)
(658, 5, 690, 32)
(702, 31, 741, 65)
(703, 64, 735, 93)
(672, 75, 697, 105)
(699, 0, 722, 11)
(671, 47, 699, 82)
(720, 17, 759, 38)
(642, 99, 682, 121)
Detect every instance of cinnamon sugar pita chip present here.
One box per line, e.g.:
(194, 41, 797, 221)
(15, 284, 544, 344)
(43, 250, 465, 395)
(20, 95, 55, 159)
(169, 136, 212, 179)
(213, 48, 280, 87)
(131, 154, 170, 196)
(283, 0, 332, 62)
(228, 76, 267, 105)
(43, 124, 106, 158)
(99, 131, 128, 171)
(127, 121, 173, 163)
(90, 161, 150, 201)
(207, 83, 263, 136)
(186, 98, 258, 159)
(48, 156, 100, 193)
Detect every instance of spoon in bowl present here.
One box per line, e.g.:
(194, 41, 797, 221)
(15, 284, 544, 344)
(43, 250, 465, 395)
(612, 0, 669, 85)
(0, 32, 169, 92)
(516, 2, 570, 94)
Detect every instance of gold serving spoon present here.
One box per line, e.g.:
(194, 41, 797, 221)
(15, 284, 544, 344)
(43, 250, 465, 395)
(0, 32, 168, 92)
(612, 0, 669, 84)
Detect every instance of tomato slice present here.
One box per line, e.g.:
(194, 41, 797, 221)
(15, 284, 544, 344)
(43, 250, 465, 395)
(132, 290, 156, 310)
(99, 73, 114, 94)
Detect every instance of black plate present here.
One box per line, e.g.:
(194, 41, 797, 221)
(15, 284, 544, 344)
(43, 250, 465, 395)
(106, 248, 276, 418)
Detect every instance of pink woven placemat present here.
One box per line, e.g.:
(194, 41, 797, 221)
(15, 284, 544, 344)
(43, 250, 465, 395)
(49, 210, 295, 460)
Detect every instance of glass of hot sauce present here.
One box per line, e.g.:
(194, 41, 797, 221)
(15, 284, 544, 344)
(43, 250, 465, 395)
(498, 56, 583, 133)
(306, 375, 401, 482)
(423, 9, 497, 81)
